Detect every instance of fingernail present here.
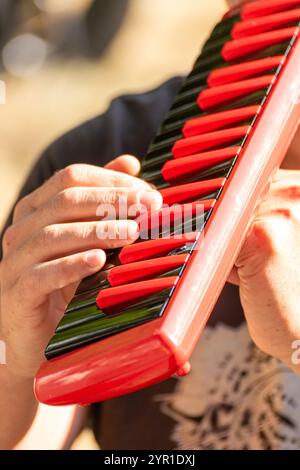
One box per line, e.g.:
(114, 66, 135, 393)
(86, 250, 105, 268)
(138, 190, 163, 210)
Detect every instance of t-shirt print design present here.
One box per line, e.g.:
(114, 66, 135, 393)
(154, 324, 300, 450)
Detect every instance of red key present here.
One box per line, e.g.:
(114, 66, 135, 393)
(183, 106, 260, 136)
(173, 126, 251, 158)
(198, 77, 274, 111)
(222, 27, 298, 62)
(137, 200, 216, 233)
(119, 233, 198, 264)
(207, 57, 284, 87)
(160, 178, 226, 205)
(97, 277, 178, 310)
(241, 0, 300, 20)
(162, 147, 241, 183)
(108, 254, 187, 287)
(233, 9, 300, 38)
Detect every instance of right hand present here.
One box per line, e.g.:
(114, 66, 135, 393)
(225, 0, 252, 8)
(0, 155, 162, 379)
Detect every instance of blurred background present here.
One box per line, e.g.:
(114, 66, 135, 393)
(0, 0, 226, 228)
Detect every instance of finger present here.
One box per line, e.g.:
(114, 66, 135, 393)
(105, 155, 141, 176)
(18, 249, 106, 311)
(13, 163, 150, 222)
(227, 267, 240, 286)
(9, 220, 139, 276)
(5, 187, 162, 252)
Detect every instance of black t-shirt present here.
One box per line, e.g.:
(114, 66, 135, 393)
(2, 78, 300, 450)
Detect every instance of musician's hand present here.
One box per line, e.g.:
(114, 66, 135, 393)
(225, 0, 252, 8)
(228, 169, 300, 373)
(0, 156, 162, 378)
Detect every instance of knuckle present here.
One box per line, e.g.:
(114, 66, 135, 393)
(2, 224, 18, 251)
(81, 223, 94, 240)
(110, 173, 124, 188)
(95, 221, 110, 241)
(103, 188, 126, 205)
(252, 218, 284, 256)
(58, 165, 80, 188)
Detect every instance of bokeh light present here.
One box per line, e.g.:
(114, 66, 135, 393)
(2, 34, 49, 78)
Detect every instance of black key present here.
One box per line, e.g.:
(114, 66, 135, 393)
(75, 267, 111, 295)
(159, 212, 208, 238)
(216, 89, 268, 112)
(66, 288, 100, 313)
(151, 121, 183, 144)
(210, 14, 239, 40)
(180, 72, 210, 93)
(202, 34, 232, 57)
(172, 86, 204, 108)
(142, 152, 173, 171)
(141, 155, 237, 187)
(164, 102, 202, 127)
(45, 289, 173, 359)
(57, 304, 104, 334)
(229, 40, 291, 65)
(147, 134, 180, 159)
(194, 52, 224, 74)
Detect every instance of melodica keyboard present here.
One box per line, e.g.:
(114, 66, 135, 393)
(35, 0, 300, 406)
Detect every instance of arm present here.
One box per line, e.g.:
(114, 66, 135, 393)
(0, 156, 162, 449)
(0, 369, 37, 449)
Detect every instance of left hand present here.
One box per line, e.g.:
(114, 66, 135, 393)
(224, 0, 300, 371)
(228, 169, 300, 372)
(225, 0, 252, 9)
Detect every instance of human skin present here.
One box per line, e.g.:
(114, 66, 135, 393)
(0, 0, 300, 450)
(224, 3, 300, 367)
(0, 156, 162, 449)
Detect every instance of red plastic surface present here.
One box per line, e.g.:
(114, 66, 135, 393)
(198, 76, 274, 111)
(183, 106, 260, 136)
(222, 27, 298, 62)
(162, 147, 242, 182)
(233, 9, 300, 38)
(242, 0, 300, 19)
(137, 200, 216, 234)
(208, 57, 284, 87)
(34, 14, 300, 407)
(173, 126, 251, 157)
(108, 255, 187, 286)
(35, 320, 180, 406)
(97, 277, 178, 310)
(119, 232, 198, 265)
(160, 178, 226, 205)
